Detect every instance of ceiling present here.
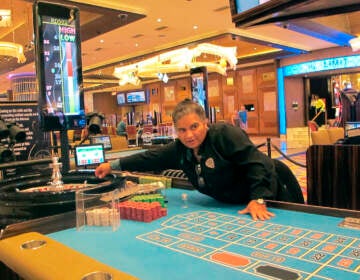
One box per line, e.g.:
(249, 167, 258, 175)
(1, 0, 360, 95)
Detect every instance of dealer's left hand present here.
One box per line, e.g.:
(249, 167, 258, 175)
(238, 200, 275, 221)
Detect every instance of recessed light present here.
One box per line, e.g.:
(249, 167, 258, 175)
(193, 25, 198, 30)
(135, 43, 139, 47)
(100, 39, 104, 43)
(157, 18, 162, 22)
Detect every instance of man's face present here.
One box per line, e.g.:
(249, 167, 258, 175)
(175, 113, 208, 151)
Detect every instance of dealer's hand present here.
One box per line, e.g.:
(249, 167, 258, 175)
(238, 200, 275, 221)
(95, 162, 112, 179)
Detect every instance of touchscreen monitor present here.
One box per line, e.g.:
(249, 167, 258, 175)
(90, 135, 112, 150)
(74, 144, 105, 167)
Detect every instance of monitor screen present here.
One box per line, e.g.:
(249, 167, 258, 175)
(190, 67, 209, 117)
(345, 121, 360, 137)
(74, 144, 105, 167)
(126, 91, 147, 104)
(90, 135, 112, 150)
(229, 0, 360, 28)
(116, 93, 126, 105)
(34, 2, 86, 131)
(244, 104, 255, 111)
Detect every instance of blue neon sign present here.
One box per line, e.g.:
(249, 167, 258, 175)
(283, 55, 360, 76)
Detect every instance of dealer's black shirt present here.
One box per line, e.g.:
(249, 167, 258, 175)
(111, 123, 277, 204)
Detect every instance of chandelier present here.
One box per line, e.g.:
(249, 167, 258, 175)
(114, 43, 238, 86)
(0, 41, 26, 63)
(0, 3, 27, 64)
(0, 9, 11, 27)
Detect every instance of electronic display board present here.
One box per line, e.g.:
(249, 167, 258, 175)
(126, 90, 147, 104)
(116, 93, 126, 105)
(34, 1, 86, 131)
(190, 67, 209, 118)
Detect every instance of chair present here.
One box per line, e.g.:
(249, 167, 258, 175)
(126, 125, 138, 147)
(141, 124, 153, 145)
(110, 135, 128, 151)
(327, 127, 344, 143)
(273, 159, 305, 204)
(310, 130, 332, 145)
(67, 130, 74, 144)
(142, 124, 153, 134)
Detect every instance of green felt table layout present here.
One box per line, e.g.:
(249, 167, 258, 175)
(47, 188, 360, 280)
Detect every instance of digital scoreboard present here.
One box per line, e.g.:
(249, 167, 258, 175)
(34, 1, 86, 131)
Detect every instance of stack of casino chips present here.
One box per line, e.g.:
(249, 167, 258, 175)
(117, 200, 167, 222)
(86, 208, 120, 227)
(130, 193, 166, 207)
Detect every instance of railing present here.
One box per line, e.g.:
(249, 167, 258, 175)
(0, 159, 53, 180)
(257, 137, 306, 168)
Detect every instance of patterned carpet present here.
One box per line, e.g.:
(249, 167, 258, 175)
(276, 152, 307, 203)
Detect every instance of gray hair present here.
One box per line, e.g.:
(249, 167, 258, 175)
(172, 99, 206, 125)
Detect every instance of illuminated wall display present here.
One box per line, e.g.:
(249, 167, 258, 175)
(34, 1, 86, 131)
(190, 67, 209, 118)
(277, 54, 360, 135)
(283, 55, 360, 76)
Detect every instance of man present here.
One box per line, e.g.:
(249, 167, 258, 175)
(116, 115, 128, 137)
(96, 99, 303, 220)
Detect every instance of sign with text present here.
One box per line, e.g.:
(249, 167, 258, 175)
(0, 102, 51, 161)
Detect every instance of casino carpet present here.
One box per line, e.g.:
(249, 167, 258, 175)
(276, 152, 307, 203)
(250, 136, 307, 202)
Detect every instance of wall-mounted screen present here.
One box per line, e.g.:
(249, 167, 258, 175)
(34, 1, 86, 131)
(116, 93, 126, 105)
(74, 144, 105, 167)
(126, 90, 147, 104)
(190, 67, 209, 118)
(244, 104, 255, 111)
(229, 0, 360, 28)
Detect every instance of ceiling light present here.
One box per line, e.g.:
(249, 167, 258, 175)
(0, 7, 25, 64)
(0, 42, 26, 63)
(0, 9, 11, 27)
(162, 73, 169, 83)
(157, 73, 169, 83)
(349, 37, 360, 52)
(114, 43, 237, 86)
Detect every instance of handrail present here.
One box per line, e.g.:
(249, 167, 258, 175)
(271, 144, 307, 168)
(0, 158, 52, 170)
(257, 138, 306, 168)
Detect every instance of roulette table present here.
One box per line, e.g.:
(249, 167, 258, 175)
(0, 188, 359, 280)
